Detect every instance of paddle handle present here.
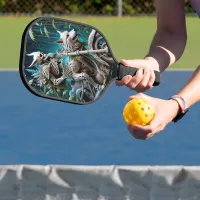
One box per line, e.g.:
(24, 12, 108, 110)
(117, 64, 160, 86)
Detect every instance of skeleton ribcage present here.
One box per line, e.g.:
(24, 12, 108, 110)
(50, 62, 60, 76)
(41, 64, 50, 79)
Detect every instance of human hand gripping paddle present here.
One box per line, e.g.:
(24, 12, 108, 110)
(19, 17, 161, 105)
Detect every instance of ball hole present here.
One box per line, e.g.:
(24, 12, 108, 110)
(145, 114, 148, 117)
(141, 108, 144, 111)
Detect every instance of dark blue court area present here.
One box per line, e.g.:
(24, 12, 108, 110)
(0, 70, 199, 165)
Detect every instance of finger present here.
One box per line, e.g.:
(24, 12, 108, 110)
(120, 59, 130, 67)
(120, 59, 146, 68)
(127, 124, 138, 139)
(134, 133, 147, 140)
(132, 124, 154, 135)
(127, 124, 134, 135)
(115, 75, 132, 86)
(146, 70, 156, 88)
(139, 118, 161, 139)
(129, 93, 145, 100)
(116, 59, 146, 87)
(128, 124, 154, 140)
(129, 93, 151, 102)
(127, 125, 147, 140)
(127, 68, 143, 89)
(145, 124, 165, 139)
(145, 128, 160, 139)
(134, 86, 151, 93)
(137, 68, 151, 88)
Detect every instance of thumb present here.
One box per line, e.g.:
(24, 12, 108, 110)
(120, 59, 146, 69)
(129, 93, 147, 100)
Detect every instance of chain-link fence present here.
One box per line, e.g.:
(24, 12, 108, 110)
(0, 0, 195, 16)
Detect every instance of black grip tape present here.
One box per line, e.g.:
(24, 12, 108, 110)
(117, 64, 160, 86)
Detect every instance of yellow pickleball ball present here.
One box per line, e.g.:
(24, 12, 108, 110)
(123, 98, 155, 126)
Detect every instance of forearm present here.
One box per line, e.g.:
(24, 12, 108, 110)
(144, 0, 187, 73)
(176, 65, 200, 107)
(145, 31, 187, 73)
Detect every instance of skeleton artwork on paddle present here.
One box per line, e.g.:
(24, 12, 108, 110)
(55, 29, 107, 101)
(25, 20, 115, 103)
(26, 52, 65, 86)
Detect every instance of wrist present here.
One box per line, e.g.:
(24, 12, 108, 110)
(144, 56, 160, 72)
(168, 95, 189, 123)
(168, 99, 181, 117)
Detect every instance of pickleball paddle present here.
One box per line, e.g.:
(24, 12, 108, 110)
(19, 17, 160, 105)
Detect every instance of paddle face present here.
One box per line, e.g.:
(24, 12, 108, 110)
(19, 17, 118, 105)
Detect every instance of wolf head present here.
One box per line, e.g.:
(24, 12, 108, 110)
(56, 29, 78, 45)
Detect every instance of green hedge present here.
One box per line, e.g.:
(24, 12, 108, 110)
(0, 0, 194, 15)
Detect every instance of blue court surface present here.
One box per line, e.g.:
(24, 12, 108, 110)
(0, 70, 199, 165)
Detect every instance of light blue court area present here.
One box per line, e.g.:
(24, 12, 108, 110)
(0, 70, 200, 165)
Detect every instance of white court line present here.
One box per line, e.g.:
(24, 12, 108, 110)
(0, 68, 19, 71)
(0, 68, 195, 72)
(166, 68, 194, 71)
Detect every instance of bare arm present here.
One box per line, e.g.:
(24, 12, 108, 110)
(145, 0, 187, 72)
(175, 66, 200, 108)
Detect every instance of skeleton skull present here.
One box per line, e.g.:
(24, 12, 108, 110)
(26, 51, 46, 67)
